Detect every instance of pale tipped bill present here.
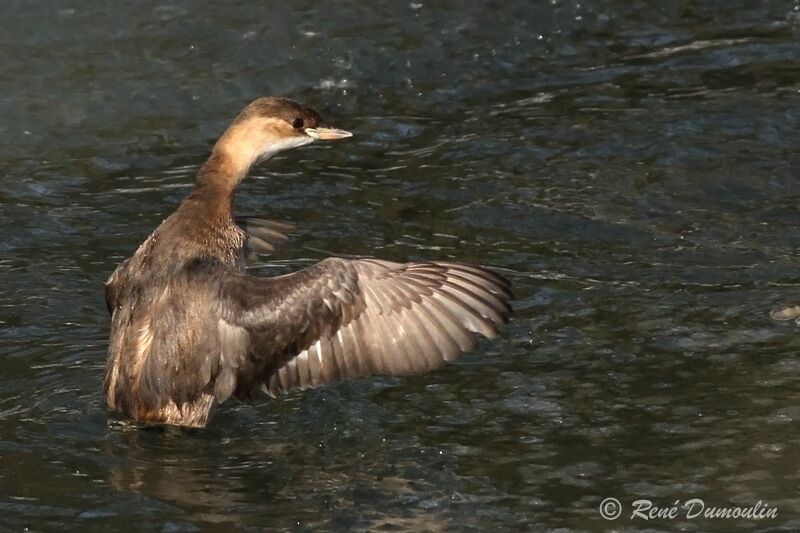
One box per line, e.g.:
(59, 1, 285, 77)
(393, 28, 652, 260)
(305, 126, 353, 140)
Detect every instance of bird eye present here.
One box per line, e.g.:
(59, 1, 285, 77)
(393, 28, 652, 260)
(292, 118, 304, 129)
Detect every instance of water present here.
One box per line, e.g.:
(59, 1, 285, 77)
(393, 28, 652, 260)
(1, 0, 799, 530)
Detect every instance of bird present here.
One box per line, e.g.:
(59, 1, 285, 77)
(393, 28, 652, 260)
(104, 97, 512, 428)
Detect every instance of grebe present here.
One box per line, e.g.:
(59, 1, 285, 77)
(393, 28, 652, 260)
(104, 97, 512, 428)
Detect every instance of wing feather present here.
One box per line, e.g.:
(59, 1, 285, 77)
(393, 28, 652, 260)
(216, 258, 511, 397)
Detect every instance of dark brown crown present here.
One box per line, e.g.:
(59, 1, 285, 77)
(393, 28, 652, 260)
(235, 97, 324, 129)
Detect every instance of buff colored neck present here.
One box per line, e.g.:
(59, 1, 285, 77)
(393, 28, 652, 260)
(196, 121, 267, 192)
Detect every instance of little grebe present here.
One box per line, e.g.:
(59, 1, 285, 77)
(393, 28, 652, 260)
(104, 97, 512, 428)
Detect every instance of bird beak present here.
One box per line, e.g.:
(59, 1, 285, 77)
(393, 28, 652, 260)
(305, 126, 353, 141)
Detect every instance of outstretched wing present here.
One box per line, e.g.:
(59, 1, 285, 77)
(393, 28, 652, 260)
(235, 216, 294, 262)
(214, 257, 512, 398)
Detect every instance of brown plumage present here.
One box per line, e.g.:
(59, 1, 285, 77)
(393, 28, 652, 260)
(104, 97, 512, 428)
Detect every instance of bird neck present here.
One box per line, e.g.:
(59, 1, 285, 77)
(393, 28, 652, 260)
(195, 117, 271, 191)
(196, 150, 248, 190)
(190, 147, 248, 221)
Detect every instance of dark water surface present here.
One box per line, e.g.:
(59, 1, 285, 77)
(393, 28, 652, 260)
(1, 1, 799, 530)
